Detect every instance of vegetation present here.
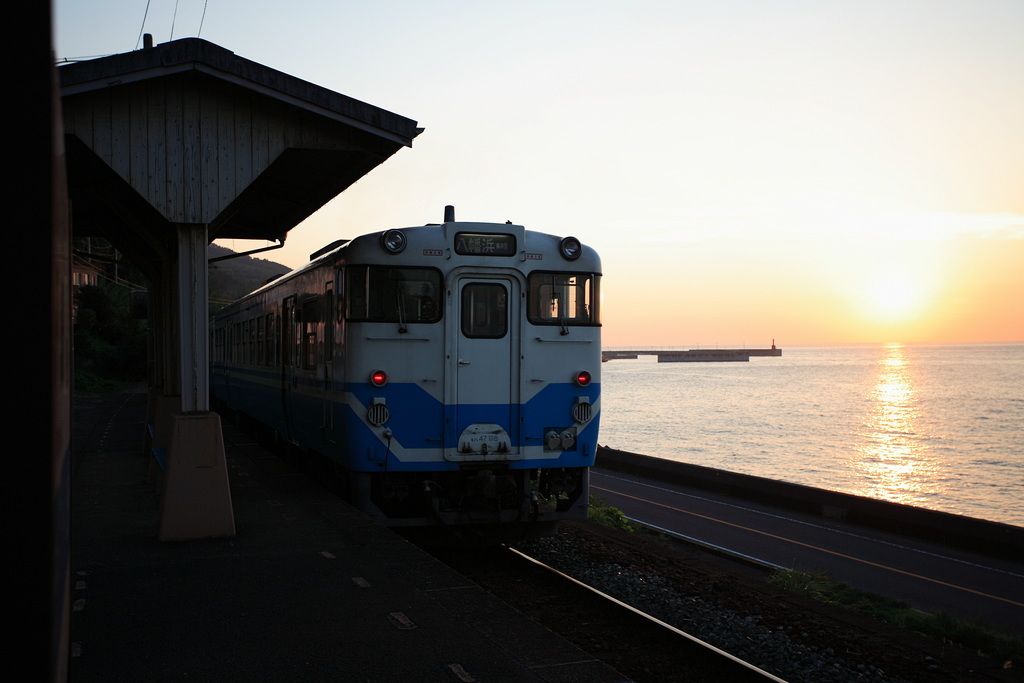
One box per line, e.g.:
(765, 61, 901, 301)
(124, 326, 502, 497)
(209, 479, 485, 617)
(73, 281, 148, 392)
(72, 243, 290, 392)
(770, 569, 1023, 666)
(588, 494, 634, 532)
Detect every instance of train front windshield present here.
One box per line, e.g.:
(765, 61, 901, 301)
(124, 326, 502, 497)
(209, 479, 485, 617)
(527, 272, 600, 326)
(345, 266, 442, 323)
(343, 265, 601, 328)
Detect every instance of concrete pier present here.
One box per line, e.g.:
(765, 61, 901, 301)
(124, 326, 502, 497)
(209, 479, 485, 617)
(602, 345, 782, 363)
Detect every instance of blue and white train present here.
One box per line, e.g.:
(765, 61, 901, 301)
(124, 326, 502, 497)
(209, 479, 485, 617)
(211, 207, 601, 537)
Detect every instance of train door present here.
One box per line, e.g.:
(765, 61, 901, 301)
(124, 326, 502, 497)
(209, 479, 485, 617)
(449, 274, 521, 458)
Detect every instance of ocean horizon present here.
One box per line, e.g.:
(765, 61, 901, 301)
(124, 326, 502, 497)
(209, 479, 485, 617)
(597, 342, 1024, 528)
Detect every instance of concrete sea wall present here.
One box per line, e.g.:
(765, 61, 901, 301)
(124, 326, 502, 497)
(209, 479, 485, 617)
(596, 446, 1024, 561)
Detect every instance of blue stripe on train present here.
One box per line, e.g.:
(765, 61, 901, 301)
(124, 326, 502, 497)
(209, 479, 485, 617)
(214, 369, 599, 471)
(344, 381, 599, 447)
(342, 381, 600, 471)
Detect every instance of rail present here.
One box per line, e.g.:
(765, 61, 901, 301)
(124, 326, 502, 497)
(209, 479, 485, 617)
(431, 542, 788, 682)
(509, 547, 788, 682)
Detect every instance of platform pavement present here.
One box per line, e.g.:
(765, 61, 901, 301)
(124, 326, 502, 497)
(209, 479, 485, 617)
(70, 386, 630, 682)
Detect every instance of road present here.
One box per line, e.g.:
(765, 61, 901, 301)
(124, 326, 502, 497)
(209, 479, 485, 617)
(590, 468, 1024, 637)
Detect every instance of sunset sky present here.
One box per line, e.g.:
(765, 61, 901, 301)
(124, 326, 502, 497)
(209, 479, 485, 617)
(55, 0, 1024, 346)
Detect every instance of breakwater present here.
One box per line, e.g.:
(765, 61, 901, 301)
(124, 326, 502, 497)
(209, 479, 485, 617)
(602, 346, 782, 363)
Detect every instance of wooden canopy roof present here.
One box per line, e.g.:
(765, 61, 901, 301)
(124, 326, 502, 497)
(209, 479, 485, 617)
(60, 38, 421, 265)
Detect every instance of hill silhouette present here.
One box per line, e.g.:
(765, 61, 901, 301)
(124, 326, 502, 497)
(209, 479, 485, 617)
(208, 244, 291, 308)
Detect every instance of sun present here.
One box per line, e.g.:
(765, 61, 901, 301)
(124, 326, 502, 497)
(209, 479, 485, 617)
(868, 274, 925, 321)
(861, 272, 929, 322)
(827, 239, 948, 329)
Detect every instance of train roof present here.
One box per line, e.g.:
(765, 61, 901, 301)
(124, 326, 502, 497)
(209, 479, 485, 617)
(221, 217, 600, 308)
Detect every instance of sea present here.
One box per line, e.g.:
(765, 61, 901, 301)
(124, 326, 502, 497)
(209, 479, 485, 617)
(597, 343, 1024, 528)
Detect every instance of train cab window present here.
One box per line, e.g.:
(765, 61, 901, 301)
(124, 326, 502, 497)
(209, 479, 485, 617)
(528, 272, 600, 326)
(346, 266, 442, 323)
(461, 283, 508, 339)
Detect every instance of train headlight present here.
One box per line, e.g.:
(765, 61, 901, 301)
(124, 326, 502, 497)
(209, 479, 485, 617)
(370, 370, 388, 387)
(381, 229, 407, 254)
(574, 370, 592, 387)
(559, 236, 583, 261)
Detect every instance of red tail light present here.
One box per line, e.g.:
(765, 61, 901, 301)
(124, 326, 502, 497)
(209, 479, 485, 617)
(370, 370, 388, 387)
(575, 371, 591, 387)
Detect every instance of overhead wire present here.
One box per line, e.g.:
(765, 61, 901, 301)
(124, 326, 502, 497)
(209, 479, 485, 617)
(134, 0, 153, 50)
(169, 0, 179, 41)
(133, 0, 209, 49)
(60, 1, 210, 63)
(198, 0, 208, 37)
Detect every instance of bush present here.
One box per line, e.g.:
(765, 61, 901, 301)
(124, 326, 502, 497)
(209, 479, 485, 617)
(588, 494, 634, 532)
(74, 282, 148, 387)
(770, 569, 1023, 664)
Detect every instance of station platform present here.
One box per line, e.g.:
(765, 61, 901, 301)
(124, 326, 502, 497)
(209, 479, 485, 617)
(70, 386, 628, 682)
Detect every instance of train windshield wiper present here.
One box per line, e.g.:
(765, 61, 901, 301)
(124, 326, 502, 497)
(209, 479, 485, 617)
(396, 287, 408, 333)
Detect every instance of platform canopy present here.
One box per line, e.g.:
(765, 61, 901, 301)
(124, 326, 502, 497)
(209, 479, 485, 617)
(60, 37, 421, 270)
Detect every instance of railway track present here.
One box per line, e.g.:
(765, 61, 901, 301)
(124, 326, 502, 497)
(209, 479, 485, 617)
(265, 435, 1009, 682)
(427, 542, 786, 683)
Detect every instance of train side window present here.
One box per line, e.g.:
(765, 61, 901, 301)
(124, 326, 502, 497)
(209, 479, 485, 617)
(248, 318, 257, 364)
(346, 267, 367, 319)
(335, 270, 345, 323)
(264, 314, 273, 366)
(272, 314, 279, 366)
(245, 320, 253, 363)
(527, 272, 601, 326)
(324, 283, 334, 359)
(283, 297, 297, 368)
(260, 317, 268, 366)
(462, 283, 508, 339)
(302, 298, 319, 370)
(257, 315, 265, 365)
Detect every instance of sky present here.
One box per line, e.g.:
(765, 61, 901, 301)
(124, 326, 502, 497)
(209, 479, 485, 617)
(54, 0, 1024, 346)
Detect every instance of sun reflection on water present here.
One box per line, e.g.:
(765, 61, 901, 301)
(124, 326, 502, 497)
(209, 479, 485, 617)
(853, 344, 939, 505)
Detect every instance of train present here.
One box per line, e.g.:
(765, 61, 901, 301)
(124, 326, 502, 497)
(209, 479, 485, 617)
(211, 207, 601, 540)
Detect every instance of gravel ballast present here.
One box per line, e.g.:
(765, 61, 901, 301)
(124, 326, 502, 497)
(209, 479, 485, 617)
(508, 521, 1017, 683)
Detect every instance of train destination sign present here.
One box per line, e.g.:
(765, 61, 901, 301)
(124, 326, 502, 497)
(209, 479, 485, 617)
(455, 233, 516, 256)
